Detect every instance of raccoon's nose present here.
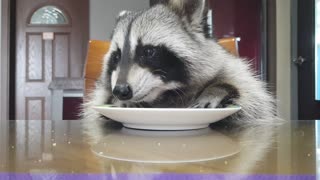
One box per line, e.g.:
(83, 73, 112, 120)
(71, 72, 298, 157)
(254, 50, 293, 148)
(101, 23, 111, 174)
(113, 84, 133, 101)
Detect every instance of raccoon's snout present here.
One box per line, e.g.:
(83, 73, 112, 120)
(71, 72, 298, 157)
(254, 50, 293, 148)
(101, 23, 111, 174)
(113, 84, 133, 101)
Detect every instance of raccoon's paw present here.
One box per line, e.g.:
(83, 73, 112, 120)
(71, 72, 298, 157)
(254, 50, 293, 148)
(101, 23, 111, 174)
(216, 98, 238, 108)
(191, 98, 221, 108)
(191, 97, 237, 109)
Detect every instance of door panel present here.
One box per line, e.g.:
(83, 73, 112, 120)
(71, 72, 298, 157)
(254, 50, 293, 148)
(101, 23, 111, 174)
(53, 33, 70, 78)
(26, 33, 44, 81)
(297, 0, 320, 119)
(25, 97, 45, 120)
(15, 0, 89, 120)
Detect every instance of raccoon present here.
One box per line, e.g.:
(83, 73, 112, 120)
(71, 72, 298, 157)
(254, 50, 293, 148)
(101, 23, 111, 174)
(82, 0, 275, 130)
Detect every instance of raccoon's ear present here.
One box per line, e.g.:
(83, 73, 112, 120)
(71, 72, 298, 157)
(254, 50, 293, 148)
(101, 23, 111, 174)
(161, 0, 208, 30)
(116, 10, 131, 21)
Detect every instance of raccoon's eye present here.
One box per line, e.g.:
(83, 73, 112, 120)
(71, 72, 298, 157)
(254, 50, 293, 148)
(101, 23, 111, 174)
(115, 54, 121, 61)
(110, 51, 121, 64)
(143, 47, 157, 58)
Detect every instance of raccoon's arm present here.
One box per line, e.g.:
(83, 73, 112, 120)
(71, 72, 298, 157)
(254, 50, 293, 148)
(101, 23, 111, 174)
(192, 83, 240, 108)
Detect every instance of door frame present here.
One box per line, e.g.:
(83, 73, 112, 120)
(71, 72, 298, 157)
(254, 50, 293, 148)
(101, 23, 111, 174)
(1, 0, 11, 121)
(291, 0, 299, 120)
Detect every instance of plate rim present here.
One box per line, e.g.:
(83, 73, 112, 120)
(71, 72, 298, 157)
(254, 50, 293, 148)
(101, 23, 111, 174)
(93, 106, 242, 112)
(92, 106, 242, 130)
(91, 149, 240, 164)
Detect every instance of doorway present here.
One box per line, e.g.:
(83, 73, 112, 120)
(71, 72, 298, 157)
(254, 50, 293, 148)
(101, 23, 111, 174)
(14, 0, 89, 120)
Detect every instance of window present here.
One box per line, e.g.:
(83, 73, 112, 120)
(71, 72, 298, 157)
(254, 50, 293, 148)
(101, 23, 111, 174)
(30, 6, 69, 25)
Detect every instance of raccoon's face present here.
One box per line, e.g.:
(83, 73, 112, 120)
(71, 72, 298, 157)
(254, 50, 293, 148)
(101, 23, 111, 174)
(104, 0, 211, 103)
(108, 40, 189, 103)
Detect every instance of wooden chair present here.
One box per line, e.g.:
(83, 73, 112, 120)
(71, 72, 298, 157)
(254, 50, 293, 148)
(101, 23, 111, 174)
(218, 37, 241, 56)
(84, 40, 110, 96)
(84, 38, 240, 96)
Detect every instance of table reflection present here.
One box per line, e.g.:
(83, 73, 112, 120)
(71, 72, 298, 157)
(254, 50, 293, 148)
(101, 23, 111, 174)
(91, 128, 240, 163)
(85, 119, 278, 175)
(0, 119, 317, 177)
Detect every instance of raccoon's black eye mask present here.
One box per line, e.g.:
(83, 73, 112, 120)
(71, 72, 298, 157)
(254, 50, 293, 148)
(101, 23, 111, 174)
(134, 42, 190, 83)
(107, 42, 190, 84)
(107, 48, 121, 75)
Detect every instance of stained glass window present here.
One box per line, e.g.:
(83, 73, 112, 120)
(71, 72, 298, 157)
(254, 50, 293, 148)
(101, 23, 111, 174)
(30, 6, 68, 25)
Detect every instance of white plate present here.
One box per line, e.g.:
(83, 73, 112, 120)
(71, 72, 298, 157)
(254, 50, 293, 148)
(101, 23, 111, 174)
(91, 128, 240, 164)
(93, 105, 241, 130)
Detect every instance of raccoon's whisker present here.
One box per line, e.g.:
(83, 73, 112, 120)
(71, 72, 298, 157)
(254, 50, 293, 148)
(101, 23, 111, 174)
(160, 75, 167, 80)
(152, 69, 168, 75)
(189, 94, 200, 106)
(170, 84, 187, 98)
(134, 75, 149, 95)
(170, 84, 185, 106)
(175, 87, 187, 97)
(111, 94, 118, 101)
(172, 89, 185, 107)
(169, 84, 189, 107)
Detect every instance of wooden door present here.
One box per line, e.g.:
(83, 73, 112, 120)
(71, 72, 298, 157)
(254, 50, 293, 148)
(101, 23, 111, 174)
(15, 0, 89, 120)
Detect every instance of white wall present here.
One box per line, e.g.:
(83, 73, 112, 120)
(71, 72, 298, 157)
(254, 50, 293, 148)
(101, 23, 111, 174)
(0, 0, 8, 167)
(0, 1, 2, 83)
(276, 0, 292, 120)
(0, 0, 9, 121)
(90, 0, 150, 40)
(0, 0, 4, 121)
(0, 1, 2, 60)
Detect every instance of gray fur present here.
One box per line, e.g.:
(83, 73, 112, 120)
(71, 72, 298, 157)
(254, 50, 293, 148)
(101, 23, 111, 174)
(82, 0, 276, 134)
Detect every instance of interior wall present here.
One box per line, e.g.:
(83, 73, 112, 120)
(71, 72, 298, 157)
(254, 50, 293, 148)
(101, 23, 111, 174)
(89, 0, 149, 40)
(0, 0, 8, 168)
(0, 0, 3, 95)
(276, 0, 293, 120)
(1, 0, 9, 121)
(0, 1, 1, 57)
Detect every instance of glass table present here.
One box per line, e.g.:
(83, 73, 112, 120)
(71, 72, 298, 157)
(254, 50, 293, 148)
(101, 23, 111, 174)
(0, 119, 318, 179)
